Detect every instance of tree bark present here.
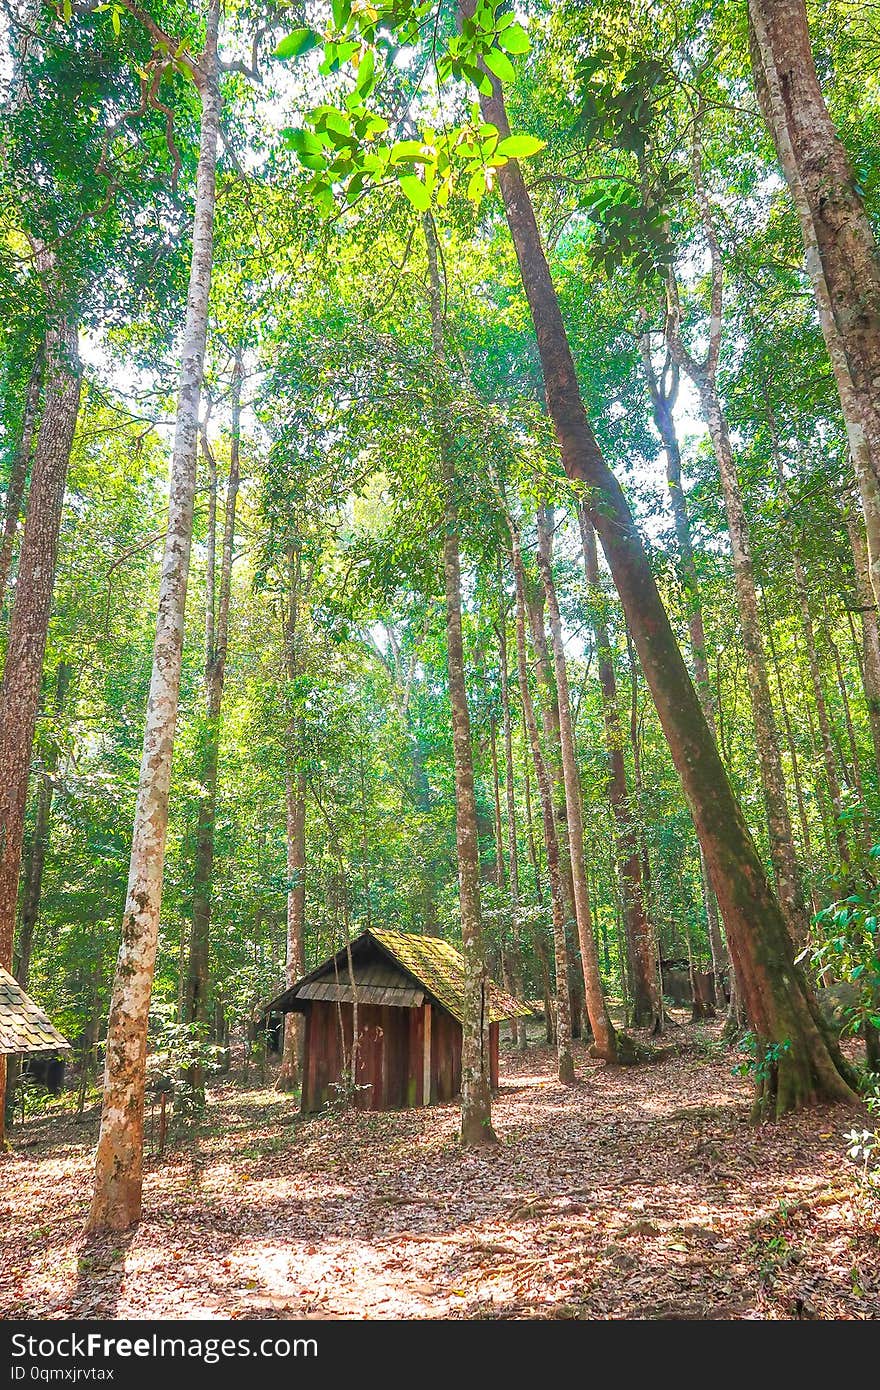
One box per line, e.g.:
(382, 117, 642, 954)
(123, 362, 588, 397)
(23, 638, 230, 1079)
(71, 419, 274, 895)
(0, 350, 43, 611)
(5, 661, 71, 1125)
(458, 7, 859, 1115)
(88, 4, 221, 1231)
(0, 314, 80, 1147)
(748, 0, 880, 518)
(424, 217, 495, 1144)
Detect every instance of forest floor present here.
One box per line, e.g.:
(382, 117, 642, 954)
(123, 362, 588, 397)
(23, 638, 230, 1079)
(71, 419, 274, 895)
(2, 1017, 878, 1320)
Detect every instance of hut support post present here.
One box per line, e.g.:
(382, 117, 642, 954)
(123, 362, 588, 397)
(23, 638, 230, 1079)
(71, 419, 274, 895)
(423, 1003, 432, 1106)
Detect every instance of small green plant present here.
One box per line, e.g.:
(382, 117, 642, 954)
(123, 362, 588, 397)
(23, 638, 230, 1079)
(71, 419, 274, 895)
(693, 1026, 726, 1060)
(732, 1031, 791, 1082)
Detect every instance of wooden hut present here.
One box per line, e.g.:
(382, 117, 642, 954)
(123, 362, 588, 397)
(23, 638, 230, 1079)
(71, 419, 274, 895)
(0, 966, 70, 1059)
(0, 965, 70, 1119)
(266, 928, 530, 1113)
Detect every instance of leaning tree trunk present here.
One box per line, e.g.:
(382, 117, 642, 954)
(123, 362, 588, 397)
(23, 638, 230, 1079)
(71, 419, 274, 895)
(425, 217, 495, 1144)
(748, 0, 880, 520)
(88, 7, 221, 1231)
(184, 352, 242, 1096)
(0, 315, 79, 1148)
(459, 4, 859, 1116)
(535, 506, 625, 1055)
(508, 528, 575, 1082)
(0, 349, 42, 610)
(577, 507, 661, 1032)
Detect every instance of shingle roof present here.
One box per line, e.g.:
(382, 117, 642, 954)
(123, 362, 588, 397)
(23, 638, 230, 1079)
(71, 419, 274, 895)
(0, 967, 71, 1054)
(369, 929, 530, 1024)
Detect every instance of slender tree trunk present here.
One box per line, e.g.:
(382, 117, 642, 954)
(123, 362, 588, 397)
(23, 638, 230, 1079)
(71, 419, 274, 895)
(763, 600, 823, 919)
(0, 350, 42, 610)
(577, 507, 660, 1031)
(497, 608, 527, 1048)
(844, 504, 880, 776)
(13, 660, 71, 990)
(184, 353, 242, 1093)
(676, 366, 809, 945)
(795, 566, 849, 867)
(88, 8, 221, 1230)
(425, 218, 495, 1143)
(277, 545, 307, 1092)
(524, 585, 578, 930)
(639, 342, 728, 999)
(489, 718, 505, 887)
(534, 506, 624, 1055)
(509, 527, 575, 1083)
(458, 9, 859, 1114)
(748, 0, 880, 517)
(825, 618, 865, 804)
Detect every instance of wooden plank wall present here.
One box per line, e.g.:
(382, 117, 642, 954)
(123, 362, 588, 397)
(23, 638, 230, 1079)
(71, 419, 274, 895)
(302, 1001, 490, 1112)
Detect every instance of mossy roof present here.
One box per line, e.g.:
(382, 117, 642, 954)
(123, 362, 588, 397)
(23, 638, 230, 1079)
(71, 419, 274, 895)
(0, 967, 70, 1055)
(266, 928, 531, 1025)
(369, 928, 530, 1025)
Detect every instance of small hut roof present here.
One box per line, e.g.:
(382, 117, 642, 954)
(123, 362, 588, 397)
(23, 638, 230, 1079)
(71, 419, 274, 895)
(0, 967, 70, 1055)
(266, 928, 530, 1025)
(369, 929, 530, 1024)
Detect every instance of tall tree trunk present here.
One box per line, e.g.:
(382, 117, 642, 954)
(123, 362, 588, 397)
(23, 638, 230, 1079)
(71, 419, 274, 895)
(524, 584, 578, 931)
(795, 566, 849, 868)
(459, 8, 858, 1115)
(639, 339, 728, 999)
(424, 218, 495, 1144)
(497, 606, 527, 1048)
(534, 506, 624, 1056)
(0, 350, 42, 611)
(666, 310, 809, 943)
(0, 314, 79, 1147)
(825, 617, 865, 806)
(748, 0, 880, 520)
(489, 718, 505, 887)
(664, 106, 808, 943)
(184, 352, 243, 1093)
(277, 544, 306, 1092)
(509, 528, 575, 1082)
(88, 6, 221, 1231)
(5, 661, 71, 1124)
(577, 506, 660, 1031)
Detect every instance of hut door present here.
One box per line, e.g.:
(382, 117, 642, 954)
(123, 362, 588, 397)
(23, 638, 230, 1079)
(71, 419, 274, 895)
(355, 1006, 384, 1110)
